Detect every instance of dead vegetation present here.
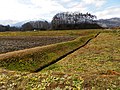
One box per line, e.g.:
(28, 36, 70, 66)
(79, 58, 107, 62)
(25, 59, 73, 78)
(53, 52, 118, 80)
(0, 29, 119, 89)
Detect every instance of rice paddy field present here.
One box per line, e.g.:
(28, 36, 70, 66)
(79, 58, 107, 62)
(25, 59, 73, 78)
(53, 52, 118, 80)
(0, 36, 76, 54)
(0, 30, 96, 54)
(0, 29, 120, 89)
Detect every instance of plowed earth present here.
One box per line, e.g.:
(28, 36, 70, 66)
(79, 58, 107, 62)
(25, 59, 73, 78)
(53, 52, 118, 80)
(0, 36, 76, 54)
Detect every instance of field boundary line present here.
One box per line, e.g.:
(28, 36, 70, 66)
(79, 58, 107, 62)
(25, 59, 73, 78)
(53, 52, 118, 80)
(34, 32, 100, 72)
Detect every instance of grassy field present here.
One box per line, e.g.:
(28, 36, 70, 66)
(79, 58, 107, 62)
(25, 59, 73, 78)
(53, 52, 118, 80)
(0, 29, 120, 89)
(43, 30, 120, 89)
(0, 30, 99, 36)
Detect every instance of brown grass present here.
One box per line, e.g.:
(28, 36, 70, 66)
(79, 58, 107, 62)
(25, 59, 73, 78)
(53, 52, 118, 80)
(0, 29, 119, 89)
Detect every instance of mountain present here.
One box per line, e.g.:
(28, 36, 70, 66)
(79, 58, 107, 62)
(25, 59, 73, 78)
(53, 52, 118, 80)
(11, 18, 46, 27)
(0, 18, 47, 27)
(1, 17, 120, 28)
(0, 20, 18, 26)
(11, 21, 29, 27)
(97, 17, 120, 28)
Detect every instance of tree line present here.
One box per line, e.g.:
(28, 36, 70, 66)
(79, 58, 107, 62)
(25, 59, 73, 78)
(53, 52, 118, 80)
(0, 12, 103, 31)
(51, 12, 102, 30)
(0, 25, 20, 32)
(21, 21, 50, 31)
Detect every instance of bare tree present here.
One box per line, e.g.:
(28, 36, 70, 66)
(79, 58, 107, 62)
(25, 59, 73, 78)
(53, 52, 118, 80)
(51, 12, 98, 29)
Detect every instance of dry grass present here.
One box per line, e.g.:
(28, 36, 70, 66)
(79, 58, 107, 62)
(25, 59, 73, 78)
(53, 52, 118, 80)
(0, 29, 119, 89)
(43, 31, 120, 89)
(0, 30, 99, 36)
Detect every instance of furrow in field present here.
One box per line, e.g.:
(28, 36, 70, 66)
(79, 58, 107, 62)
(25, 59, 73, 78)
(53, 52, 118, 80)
(34, 32, 100, 72)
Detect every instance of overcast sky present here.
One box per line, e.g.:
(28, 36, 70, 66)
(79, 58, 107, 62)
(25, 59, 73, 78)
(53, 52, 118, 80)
(0, 0, 120, 22)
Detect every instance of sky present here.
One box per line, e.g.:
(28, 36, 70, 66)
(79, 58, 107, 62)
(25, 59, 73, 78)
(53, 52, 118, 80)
(0, 0, 120, 22)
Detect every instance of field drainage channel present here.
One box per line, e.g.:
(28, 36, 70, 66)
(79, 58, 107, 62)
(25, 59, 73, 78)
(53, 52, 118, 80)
(34, 32, 100, 72)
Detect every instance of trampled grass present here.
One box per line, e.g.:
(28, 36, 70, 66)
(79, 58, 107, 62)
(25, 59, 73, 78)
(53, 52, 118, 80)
(0, 29, 119, 89)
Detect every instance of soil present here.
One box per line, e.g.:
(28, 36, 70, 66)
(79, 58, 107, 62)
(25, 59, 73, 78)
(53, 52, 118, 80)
(0, 36, 76, 54)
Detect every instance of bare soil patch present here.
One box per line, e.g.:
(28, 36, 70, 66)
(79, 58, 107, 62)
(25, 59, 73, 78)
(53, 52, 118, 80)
(0, 36, 76, 54)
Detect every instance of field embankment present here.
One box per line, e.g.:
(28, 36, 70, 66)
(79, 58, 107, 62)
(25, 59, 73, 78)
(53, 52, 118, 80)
(42, 30, 120, 89)
(0, 30, 99, 72)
